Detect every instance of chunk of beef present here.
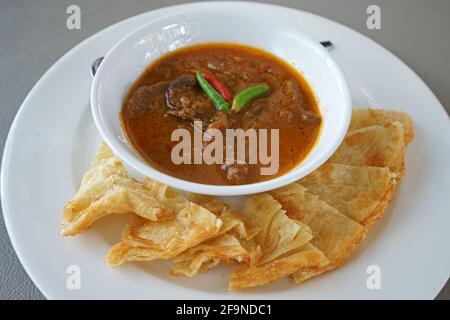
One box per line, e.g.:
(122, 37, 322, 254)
(124, 81, 170, 118)
(240, 80, 307, 129)
(165, 75, 213, 121)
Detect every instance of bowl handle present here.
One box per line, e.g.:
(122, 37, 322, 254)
(91, 57, 104, 77)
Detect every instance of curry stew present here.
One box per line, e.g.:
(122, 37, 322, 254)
(121, 44, 321, 185)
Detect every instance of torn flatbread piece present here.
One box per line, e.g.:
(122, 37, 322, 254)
(243, 193, 313, 265)
(61, 143, 169, 236)
(170, 194, 261, 276)
(328, 122, 405, 177)
(291, 264, 336, 284)
(229, 243, 328, 291)
(188, 193, 259, 240)
(226, 193, 322, 290)
(172, 234, 252, 277)
(105, 189, 222, 267)
(349, 108, 414, 144)
(299, 163, 395, 227)
(269, 183, 366, 282)
(145, 180, 254, 238)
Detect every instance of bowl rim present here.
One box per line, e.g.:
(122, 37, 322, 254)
(91, 10, 352, 196)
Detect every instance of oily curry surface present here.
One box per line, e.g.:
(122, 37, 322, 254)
(121, 44, 321, 185)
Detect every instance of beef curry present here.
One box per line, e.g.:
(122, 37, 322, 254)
(121, 43, 321, 185)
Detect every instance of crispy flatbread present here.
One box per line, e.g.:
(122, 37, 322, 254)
(328, 122, 405, 177)
(65, 107, 414, 289)
(61, 143, 169, 236)
(242, 193, 313, 265)
(269, 183, 367, 282)
(105, 188, 222, 267)
(226, 193, 326, 290)
(291, 264, 336, 283)
(299, 163, 396, 227)
(350, 108, 414, 144)
(229, 243, 328, 291)
(170, 195, 261, 276)
(188, 194, 259, 240)
(172, 234, 252, 277)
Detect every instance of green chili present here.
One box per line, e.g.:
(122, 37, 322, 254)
(231, 85, 270, 112)
(195, 71, 230, 113)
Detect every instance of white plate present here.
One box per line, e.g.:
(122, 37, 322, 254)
(2, 2, 450, 300)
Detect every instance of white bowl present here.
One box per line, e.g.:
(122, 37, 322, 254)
(91, 8, 351, 196)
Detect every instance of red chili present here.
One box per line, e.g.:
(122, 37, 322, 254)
(191, 69, 233, 102)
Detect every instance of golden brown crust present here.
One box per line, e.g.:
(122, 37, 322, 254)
(229, 243, 328, 291)
(170, 195, 261, 276)
(226, 194, 327, 290)
(291, 180, 396, 283)
(61, 143, 170, 236)
(361, 177, 397, 228)
(299, 163, 394, 226)
(270, 184, 367, 283)
(242, 193, 313, 264)
(328, 122, 405, 177)
(105, 192, 222, 267)
(349, 108, 414, 144)
(270, 184, 366, 263)
(172, 234, 254, 277)
(187, 193, 259, 240)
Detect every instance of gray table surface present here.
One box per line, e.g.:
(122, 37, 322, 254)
(0, 0, 449, 300)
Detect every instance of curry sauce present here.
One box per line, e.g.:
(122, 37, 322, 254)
(121, 43, 321, 185)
